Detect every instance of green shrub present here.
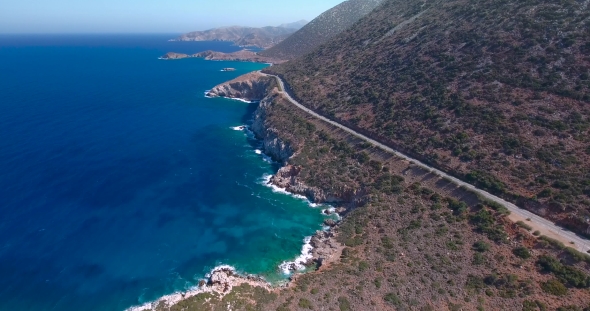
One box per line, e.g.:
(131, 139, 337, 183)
(298, 298, 313, 309)
(338, 297, 351, 311)
(384, 293, 401, 306)
(541, 279, 568, 296)
(522, 300, 537, 311)
(448, 198, 468, 215)
(513, 246, 532, 259)
(564, 247, 590, 263)
(473, 241, 490, 252)
(473, 253, 486, 265)
(446, 240, 460, 251)
(359, 261, 370, 272)
(516, 221, 533, 231)
(465, 275, 485, 290)
(538, 235, 566, 249)
(537, 255, 590, 288)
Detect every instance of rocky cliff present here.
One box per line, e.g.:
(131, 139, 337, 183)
(209, 72, 361, 205)
(207, 72, 275, 101)
(251, 95, 298, 163)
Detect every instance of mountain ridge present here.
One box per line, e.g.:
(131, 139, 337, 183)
(170, 21, 307, 49)
(259, 0, 384, 60)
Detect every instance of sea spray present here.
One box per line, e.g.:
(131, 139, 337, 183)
(278, 236, 314, 275)
(126, 265, 271, 311)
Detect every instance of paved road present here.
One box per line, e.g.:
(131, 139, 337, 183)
(263, 73, 590, 253)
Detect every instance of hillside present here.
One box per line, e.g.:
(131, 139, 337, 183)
(157, 74, 590, 311)
(259, 0, 384, 60)
(268, 0, 590, 236)
(171, 25, 297, 49)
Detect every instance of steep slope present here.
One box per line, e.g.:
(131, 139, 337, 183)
(155, 71, 590, 311)
(171, 26, 297, 48)
(267, 0, 590, 235)
(259, 0, 384, 60)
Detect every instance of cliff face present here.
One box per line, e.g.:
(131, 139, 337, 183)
(251, 95, 296, 162)
(209, 72, 360, 205)
(252, 97, 335, 203)
(251, 88, 362, 204)
(207, 72, 275, 101)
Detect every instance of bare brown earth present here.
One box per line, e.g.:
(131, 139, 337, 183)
(145, 73, 590, 311)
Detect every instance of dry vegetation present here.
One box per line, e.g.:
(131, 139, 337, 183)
(259, 0, 383, 60)
(267, 0, 590, 236)
(160, 95, 590, 311)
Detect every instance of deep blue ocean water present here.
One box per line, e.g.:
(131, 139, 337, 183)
(0, 35, 326, 311)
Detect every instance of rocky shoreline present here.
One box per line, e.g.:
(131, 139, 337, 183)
(127, 72, 346, 311)
(126, 266, 271, 311)
(222, 72, 346, 270)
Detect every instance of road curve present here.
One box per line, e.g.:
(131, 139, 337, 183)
(262, 72, 590, 253)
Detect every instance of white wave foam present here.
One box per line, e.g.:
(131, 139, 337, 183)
(243, 126, 256, 139)
(227, 97, 257, 104)
(260, 153, 273, 163)
(125, 265, 239, 311)
(260, 174, 324, 207)
(279, 236, 313, 275)
(321, 207, 336, 214)
(261, 174, 306, 200)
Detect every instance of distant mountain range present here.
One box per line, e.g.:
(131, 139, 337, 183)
(277, 20, 308, 30)
(170, 20, 308, 49)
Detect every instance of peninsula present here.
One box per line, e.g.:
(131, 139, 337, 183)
(159, 50, 286, 64)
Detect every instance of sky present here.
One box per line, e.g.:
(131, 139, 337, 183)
(0, 0, 345, 34)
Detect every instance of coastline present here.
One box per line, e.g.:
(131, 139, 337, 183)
(125, 87, 344, 311)
(159, 50, 287, 64)
(126, 265, 272, 311)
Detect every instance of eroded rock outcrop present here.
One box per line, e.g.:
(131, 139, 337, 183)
(268, 164, 362, 204)
(251, 96, 298, 163)
(207, 72, 275, 101)
(309, 231, 342, 268)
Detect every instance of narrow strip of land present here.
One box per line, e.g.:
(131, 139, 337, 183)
(263, 72, 590, 253)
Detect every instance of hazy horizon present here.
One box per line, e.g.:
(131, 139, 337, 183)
(0, 0, 344, 34)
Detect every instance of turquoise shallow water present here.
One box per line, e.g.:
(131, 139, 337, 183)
(0, 35, 326, 311)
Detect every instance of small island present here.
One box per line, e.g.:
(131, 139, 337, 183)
(221, 68, 236, 72)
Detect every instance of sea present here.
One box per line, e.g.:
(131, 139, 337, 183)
(0, 34, 328, 311)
